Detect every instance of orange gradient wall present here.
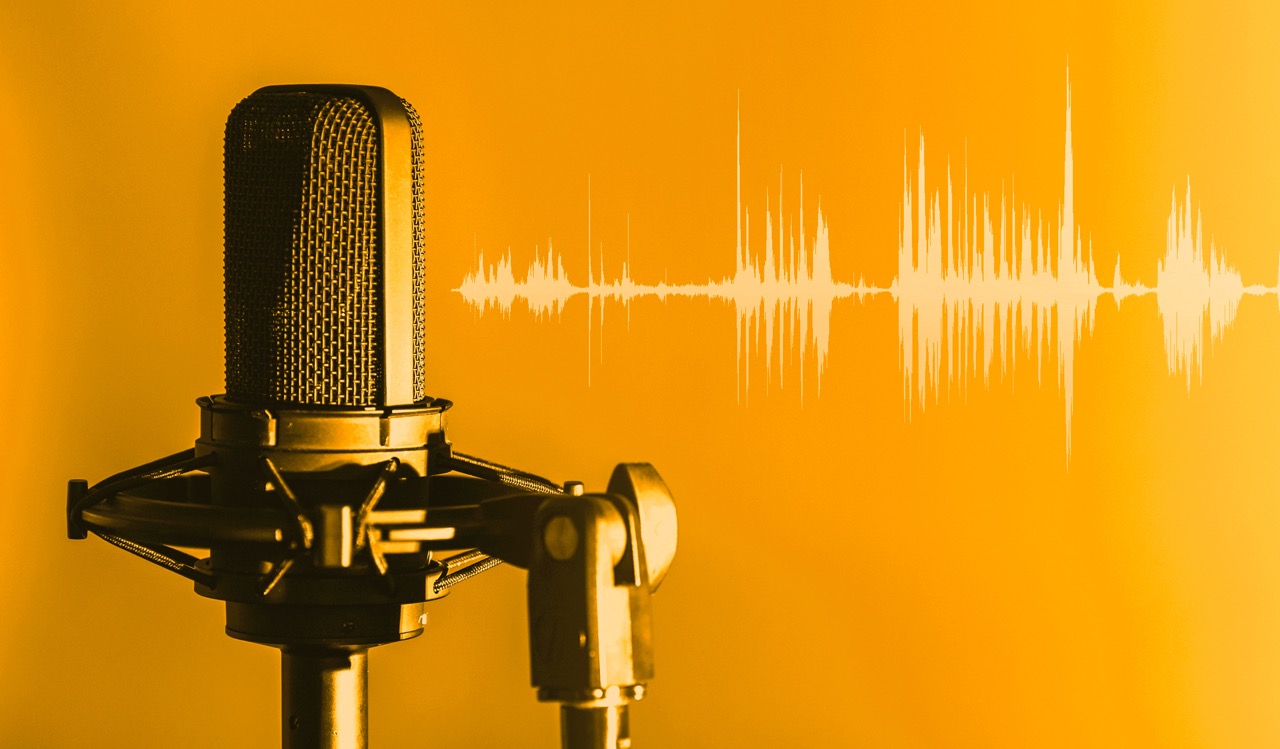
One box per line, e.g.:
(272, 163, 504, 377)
(3, 2, 1280, 747)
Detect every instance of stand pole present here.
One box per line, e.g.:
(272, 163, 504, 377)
(560, 705, 630, 749)
(282, 647, 369, 749)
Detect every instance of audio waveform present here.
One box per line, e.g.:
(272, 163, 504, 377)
(454, 69, 1278, 457)
(896, 70, 1100, 456)
(1156, 183, 1269, 389)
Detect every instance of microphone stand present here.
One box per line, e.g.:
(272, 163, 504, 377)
(282, 647, 368, 748)
(67, 403, 676, 749)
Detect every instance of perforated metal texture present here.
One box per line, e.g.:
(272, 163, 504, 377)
(404, 98, 426, 401)
(222, 90, 426, 406)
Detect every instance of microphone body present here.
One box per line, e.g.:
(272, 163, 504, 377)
(205, 85, 442, 748)
(222, 84, 425, 408)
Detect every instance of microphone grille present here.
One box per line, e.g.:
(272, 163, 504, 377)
(406, 100, 426, 402)
(223, 87, 425, 407)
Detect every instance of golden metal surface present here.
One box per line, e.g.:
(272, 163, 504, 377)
(282, 648, 368, 749)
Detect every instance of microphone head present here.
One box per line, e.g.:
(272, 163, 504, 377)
(223, 84, 425, 407)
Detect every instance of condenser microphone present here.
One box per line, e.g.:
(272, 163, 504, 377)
(223, 84, 425, 408)
(69, 83, 676, 749)
(205, 84, 446, 748)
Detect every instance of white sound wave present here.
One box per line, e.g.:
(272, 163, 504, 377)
(457, 243, 575, 318)
(454, 68, 1279, 458)
(455, 118, 885, 403)
(897, 69, 1103, 456)
(1156, 181, 1270, 389)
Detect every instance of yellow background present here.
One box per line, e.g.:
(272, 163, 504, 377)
(4, 1, 1280, 746)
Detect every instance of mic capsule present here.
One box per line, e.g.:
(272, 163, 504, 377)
(223, 84, 425, 408)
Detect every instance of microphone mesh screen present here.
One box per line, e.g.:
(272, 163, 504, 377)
(222, 90, 426, 406)
(406, 101, 426, 401)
